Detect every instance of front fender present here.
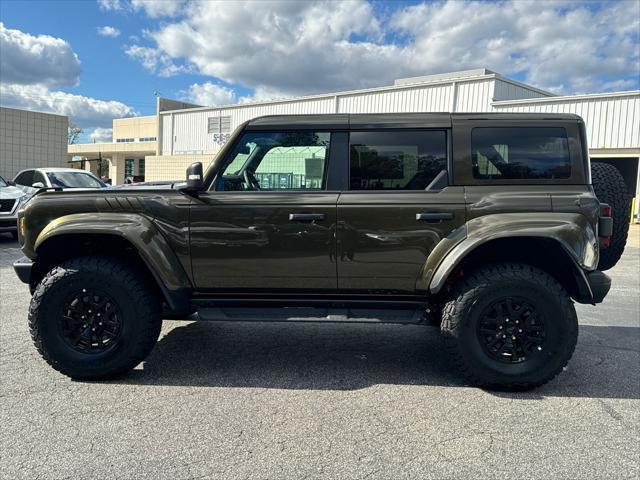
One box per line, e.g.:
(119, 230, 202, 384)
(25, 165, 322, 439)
(427, 213, 598, 294)
(35, 212, 191, 293)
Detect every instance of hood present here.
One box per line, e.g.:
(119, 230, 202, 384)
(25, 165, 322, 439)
(0, 184, 34, 200)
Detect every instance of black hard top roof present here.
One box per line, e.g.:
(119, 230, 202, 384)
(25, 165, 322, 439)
(245, 112, 582, 129)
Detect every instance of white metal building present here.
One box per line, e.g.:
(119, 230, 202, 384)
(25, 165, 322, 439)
(134, 68, 640, 217)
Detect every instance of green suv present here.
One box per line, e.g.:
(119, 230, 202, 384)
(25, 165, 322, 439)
(13, 113, 628, 390)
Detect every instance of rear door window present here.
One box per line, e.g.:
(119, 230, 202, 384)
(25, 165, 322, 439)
(472, 127, 571, 180)
(349, 130, 447, 190)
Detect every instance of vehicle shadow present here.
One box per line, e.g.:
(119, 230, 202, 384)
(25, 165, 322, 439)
(112, 320, 639, 399)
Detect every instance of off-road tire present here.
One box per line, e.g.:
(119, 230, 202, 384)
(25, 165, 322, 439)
(441, 263, 578, 391)
(29, 256, 162, 380)
(591, 162, 630, 271)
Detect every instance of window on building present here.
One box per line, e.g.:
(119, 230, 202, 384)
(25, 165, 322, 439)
(220, 131, 330, 191)
(139, 137, 157, 142)
(138, 159, 145, 177)
(349, 130, 448, 190)
(472, 127, 571, 180)
(116, 138, 135, 143)
(125, 159, 135, 178)
(208, 116, 232, 134)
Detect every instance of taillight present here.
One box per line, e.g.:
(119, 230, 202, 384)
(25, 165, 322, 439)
(598, 203, 613, 248)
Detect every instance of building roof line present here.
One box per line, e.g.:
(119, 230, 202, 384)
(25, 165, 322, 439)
(158, 72, 553, 116)
(492, 90, 640, 105)
(0, 106, 68, 119)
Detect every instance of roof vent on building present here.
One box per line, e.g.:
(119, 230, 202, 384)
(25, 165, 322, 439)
(394, 68, 496, 86)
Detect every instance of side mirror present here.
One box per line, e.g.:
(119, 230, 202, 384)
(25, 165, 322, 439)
(185, 162, 204, 191)
(32, 182, 45, 188)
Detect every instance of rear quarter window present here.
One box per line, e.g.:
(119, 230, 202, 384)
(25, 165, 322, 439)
(472, 127, 571, 180)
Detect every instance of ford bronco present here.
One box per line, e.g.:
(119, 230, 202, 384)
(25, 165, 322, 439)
(13, 113, 627, 390)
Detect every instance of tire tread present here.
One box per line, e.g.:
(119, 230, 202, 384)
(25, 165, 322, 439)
(28, 255, 161, 379)
(441, 262, 578, 391)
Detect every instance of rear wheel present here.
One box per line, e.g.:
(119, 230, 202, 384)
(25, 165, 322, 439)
(441, 263, 578, 390)
(29, 256, 162, 379)
(591, 162, 630, 270)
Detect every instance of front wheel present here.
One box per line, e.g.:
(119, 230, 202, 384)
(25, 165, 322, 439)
(29, 256, 162, 380)
(441, 263, 578, 390)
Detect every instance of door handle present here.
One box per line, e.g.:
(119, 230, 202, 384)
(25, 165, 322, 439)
(289, 213, 326, 222)
(416, 212, 454, 222)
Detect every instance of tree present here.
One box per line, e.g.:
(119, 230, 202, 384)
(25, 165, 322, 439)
(68, 121, 83, 145)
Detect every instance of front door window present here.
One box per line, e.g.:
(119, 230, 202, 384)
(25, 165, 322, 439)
(219, 132, 330, 191)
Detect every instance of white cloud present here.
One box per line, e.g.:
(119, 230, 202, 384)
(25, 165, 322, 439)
(390, 0, 639, 94)
(97, 0, 124, 11)
(124, 44, 192, 77)
(182, 82, 237, 106)
(131, 0, 186, 17)
(98, 0, 186, 17)
(97, 26, 121, 38)
(127, 0, 639, 96)
(0, 83, 136, 129)
(89, 127, 113, 143)
(0, 22, 81, 87)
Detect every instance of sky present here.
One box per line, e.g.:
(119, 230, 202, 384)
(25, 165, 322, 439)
(1, 0, 639, 142)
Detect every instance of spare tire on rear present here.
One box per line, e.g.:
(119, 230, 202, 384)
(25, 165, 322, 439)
(591, 162, 630, 271)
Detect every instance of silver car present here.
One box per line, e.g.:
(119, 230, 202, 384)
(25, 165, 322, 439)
(0, 176, 34, 239)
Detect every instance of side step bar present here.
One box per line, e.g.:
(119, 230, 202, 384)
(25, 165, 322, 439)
(193, 306, 427, 324)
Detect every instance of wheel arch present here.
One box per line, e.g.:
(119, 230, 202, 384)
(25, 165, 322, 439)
(32, 213, 192, 315)
(429, 235, 595, 304)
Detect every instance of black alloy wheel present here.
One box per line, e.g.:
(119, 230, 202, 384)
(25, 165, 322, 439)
(60, 288, 123, 354)
(477, 297, 546, 364)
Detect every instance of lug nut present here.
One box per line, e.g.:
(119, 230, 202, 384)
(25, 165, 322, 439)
(515, 320, 519, 324)
(511, 336, 516, 340)
(98, 322, 102, 326)
(537, 346, 542, 351)
(502, 334, 507, 339)
(518, 329, 523, 333)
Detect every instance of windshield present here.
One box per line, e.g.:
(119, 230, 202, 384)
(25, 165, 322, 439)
(0, 176, 7, 187)
(47, 171, 105, 188)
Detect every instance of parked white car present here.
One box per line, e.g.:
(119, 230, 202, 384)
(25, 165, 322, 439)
(13, 168, 107, 190)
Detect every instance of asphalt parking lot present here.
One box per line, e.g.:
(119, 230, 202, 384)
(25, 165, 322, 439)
(1, 229, 638, 480)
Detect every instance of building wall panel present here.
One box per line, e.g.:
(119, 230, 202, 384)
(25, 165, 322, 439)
(0, 107, 67, 179)
(455, 79, 494, 112)
(338, 84, 452, 113)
